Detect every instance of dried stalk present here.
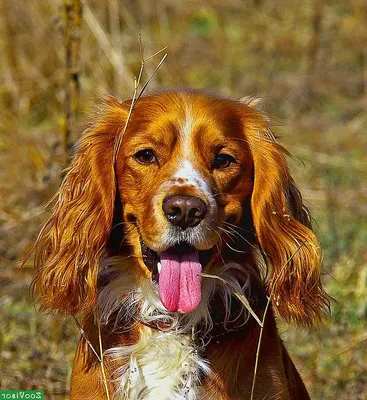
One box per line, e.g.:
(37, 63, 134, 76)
(113, 37, 168, 159)
(74, 316, 111, 398)
(98, 317, 111, 400)
(250, 241, 307, 400)
(201, 273, 263, 327)
(63, 0, 82, 163)
(73, 317, 101, 362)
(83, 1, 134, 88)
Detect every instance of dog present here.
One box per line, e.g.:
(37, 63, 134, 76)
(32, 88, 329, 399)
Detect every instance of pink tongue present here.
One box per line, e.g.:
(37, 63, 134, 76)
(159, 251, 202, 313)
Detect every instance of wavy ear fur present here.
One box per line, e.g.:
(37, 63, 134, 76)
(32, 97, 127, 316)
(241, 105, 329, 327)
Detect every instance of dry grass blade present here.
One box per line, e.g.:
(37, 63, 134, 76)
(144, 45, 168, 62)
(74, 316, 113, 397)
(250, 297, 271, 400)
(136, 53, 167, 102)
(113, 38, 168, 160)
(250, 241, 307, 400)
(73, 317, 101, 362)
(113, 77, 138, 158)
(201, 273, 263, 327)
(97, 317, 111, 400)
(191, 325, 196, 341)
(63, 0, 82, 161)
(83, 1, 133, 87)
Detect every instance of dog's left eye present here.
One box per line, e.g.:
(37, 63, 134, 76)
(212, 154, 235, 169)
(134, 149, 157, 164)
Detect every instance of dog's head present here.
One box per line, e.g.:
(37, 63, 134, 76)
(33, 89, 328, 326)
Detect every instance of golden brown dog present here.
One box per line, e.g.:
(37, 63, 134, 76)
(33, 88, 329, 399)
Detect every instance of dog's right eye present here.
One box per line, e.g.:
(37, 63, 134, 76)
(134, 149, 157, 165)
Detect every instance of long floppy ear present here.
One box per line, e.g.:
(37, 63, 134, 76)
(32, 97, 127, 316)
(242, 104, 329, 327)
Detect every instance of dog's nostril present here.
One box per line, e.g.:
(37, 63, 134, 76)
(162, 195, 207, 229)
(189, 208, 200, 218)
(168, 206, 182, 217)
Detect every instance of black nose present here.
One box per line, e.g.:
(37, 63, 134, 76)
(162, 195, 208, 229)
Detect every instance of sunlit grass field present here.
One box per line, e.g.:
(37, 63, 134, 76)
(1, 1, 366, 398)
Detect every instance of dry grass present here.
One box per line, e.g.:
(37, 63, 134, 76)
(1, 0, 366, 398)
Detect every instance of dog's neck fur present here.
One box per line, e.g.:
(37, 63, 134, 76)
(93, 256, 264, 400)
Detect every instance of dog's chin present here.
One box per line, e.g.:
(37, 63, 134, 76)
(139, 238, 215, 314)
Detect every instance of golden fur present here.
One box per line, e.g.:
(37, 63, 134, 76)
(32, 88, 329, 399)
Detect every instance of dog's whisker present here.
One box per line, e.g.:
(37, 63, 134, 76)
(112, 221, 127, 229)
(221, 223, 257, 249)
(217, 226, 242, 245)
(224, 242, 249, 254)
(205, 226, 223, 246)
(212, 192, 230, 197)
(223, 221, 253, 234)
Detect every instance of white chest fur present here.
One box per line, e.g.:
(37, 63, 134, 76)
(99, 260, 251, 399)
(107, 327, 210, 400)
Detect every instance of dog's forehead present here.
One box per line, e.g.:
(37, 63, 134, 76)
(123, 93, 243, 146)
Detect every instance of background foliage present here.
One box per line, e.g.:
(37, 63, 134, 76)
(1, 0, 366, 398)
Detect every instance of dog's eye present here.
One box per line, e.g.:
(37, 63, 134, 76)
(134, 149, 157, 164)
(212, 154, 235, 169)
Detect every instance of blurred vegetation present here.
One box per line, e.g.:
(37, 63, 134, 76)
(0, 0, 366, 398)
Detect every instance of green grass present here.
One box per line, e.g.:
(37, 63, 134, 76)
(0, 276, 75, 397)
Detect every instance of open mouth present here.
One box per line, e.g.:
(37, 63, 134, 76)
(140, 240, 214, 314)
